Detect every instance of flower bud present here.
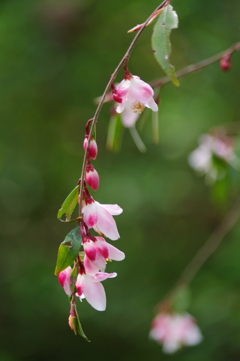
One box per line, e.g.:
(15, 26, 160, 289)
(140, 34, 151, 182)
(220, 54, 231, 71)
(58, 267, 72, 296)
(86, 164, 100, 191)
(83, 137, 98, 159)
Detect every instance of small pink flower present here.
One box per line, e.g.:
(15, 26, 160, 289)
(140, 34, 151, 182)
(58, 266, 72, 296)
(83, 137, 98, 160)
(188, 134, 239, 184)
(149, 313, 202, 353)
(86, 163, 100, 191)
(83, 236, 125, 274)
(75, 271, 117, 311)
(83, 199, 123, 241)
(113, 75, 158, 127)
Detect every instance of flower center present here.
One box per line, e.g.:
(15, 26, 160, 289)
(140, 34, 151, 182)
(131, 101, 145, 113)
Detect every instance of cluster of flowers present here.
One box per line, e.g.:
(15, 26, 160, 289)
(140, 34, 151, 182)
(149, 312, 202, 353)
(188, 132, 239, 184)
(58, 127, 125, 313)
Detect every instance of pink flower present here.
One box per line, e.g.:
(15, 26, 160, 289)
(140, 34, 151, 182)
(83, 200, 123, 241)
(188, 134, 239, 184)
(75, 271, 117, 311)
(58, 266, 72, 296)
(83, 137, 98, 159)
(149, 313, 203, 353)
(83, 236, 125, 274)
(86, 163, 100, 191)
(113, 75, 158, 127)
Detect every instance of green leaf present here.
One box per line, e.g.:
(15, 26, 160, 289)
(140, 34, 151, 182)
(152, 4, 179, 86)
(57, 185, 79, 221)
(54, 227, 82, 275)
(74, 305, 90, 342)
(106, 114, 125, 152)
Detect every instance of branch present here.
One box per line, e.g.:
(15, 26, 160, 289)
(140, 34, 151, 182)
(150, 42, 240, 88)
(162, 195, 240, 307)
(78, 0, 170, 215)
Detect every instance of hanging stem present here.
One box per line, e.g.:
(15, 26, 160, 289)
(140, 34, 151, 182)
(78, 0, 170, 216)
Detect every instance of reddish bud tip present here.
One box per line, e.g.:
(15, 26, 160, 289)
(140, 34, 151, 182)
(220, 54, 232, 71)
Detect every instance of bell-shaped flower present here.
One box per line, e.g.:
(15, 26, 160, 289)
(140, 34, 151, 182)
(149, 313, 203, 354)
(86, 163, 100, 191)
(83, 236, 125, 274)
(113, 75, 158, 127)
(75, 271, 117, 311)
(58, 266, 72, 296)
(83, 137, 98, 160)
(83, 199, 123, 241)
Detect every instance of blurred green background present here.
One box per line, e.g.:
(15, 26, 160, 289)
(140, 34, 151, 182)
(0, 0, 240, 360)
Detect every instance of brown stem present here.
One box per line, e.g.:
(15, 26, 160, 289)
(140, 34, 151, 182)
(78, 0, 170, 217)
(150, 42, 240, 88)
(160, 195, 240, 308)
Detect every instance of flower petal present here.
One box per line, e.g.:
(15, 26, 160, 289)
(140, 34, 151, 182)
(121, 106, 140, 127)
(93, 272, 117, 282)
(83, 202, 98, 228)
(84, 254, 100, 274)
(145, 97, 158, 112)
(106, 242, 125, 261)
(83, 275, 107, 311)
(95, 205, 120, 240)
(98, 203, 123, 215)
(129, 77, 154, 103)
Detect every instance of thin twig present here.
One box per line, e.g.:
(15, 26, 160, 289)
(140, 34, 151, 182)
(159, 195, 240, 309)
(78, 0, 170, 215)
(150, 42, 240, 88)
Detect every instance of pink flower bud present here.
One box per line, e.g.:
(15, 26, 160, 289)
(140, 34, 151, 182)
(58, 266, 72, 296)
(86, 164, 100, 191)
(220, 54, 231, 71)
(83, 137, 98, 160)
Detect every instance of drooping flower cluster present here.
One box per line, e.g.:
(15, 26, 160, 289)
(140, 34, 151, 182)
(149, 312, 203, 353)
(188, 133, 239, 184)
(57, 123, 124, 320)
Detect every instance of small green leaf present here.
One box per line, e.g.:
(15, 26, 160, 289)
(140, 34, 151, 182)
(152, 4, 179, 86)
(106, 114, 125, 152)
(57, 185, 79, 221)
(74, 305, 90, 342)
(54, 227, 82, 275)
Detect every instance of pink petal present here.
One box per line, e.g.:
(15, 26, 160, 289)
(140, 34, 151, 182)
(129, 77, 154, 103)
(83, 202, 98, 227)
(106, 242, 125, 261)
(116, 79, 130, 97)
(93, 272, 117, 282)
(58, 266, 72, 296)
(83, 275, 106, 311)
(145, 97, 158, 112)
(98, 203, 123, 216)
(84, 254, 99, 274)
(95, 203, 120, 240)
(116, 102, 125, 114)
(95, 237, 109, 259)
(83, 240, 97, 261)
(121, 106, 140, 127)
